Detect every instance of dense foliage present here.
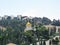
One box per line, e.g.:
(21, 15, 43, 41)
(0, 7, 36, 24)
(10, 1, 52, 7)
(0, 16, 59, 45)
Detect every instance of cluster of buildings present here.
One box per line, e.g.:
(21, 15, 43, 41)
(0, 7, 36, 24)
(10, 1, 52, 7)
(0, 15, 60, 34)
(0, 15, 33, 20)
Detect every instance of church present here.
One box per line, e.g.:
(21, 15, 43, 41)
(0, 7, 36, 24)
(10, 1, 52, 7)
(24, 21, 33, 32)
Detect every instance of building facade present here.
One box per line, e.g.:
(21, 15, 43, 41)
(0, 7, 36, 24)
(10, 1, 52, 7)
(44, 25, 60, 35)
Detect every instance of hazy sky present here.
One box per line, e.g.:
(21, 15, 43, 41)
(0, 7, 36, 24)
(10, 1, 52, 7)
(0, 0, 60, 20)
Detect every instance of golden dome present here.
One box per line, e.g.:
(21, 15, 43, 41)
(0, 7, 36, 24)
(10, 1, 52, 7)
(26, 22, 32, 27)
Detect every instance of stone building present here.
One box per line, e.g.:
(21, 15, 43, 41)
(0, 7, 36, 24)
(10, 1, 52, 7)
(44, 25, 60, 35)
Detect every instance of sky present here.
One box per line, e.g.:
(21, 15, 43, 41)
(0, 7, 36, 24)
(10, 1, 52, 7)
(0, 0, 60, 20)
